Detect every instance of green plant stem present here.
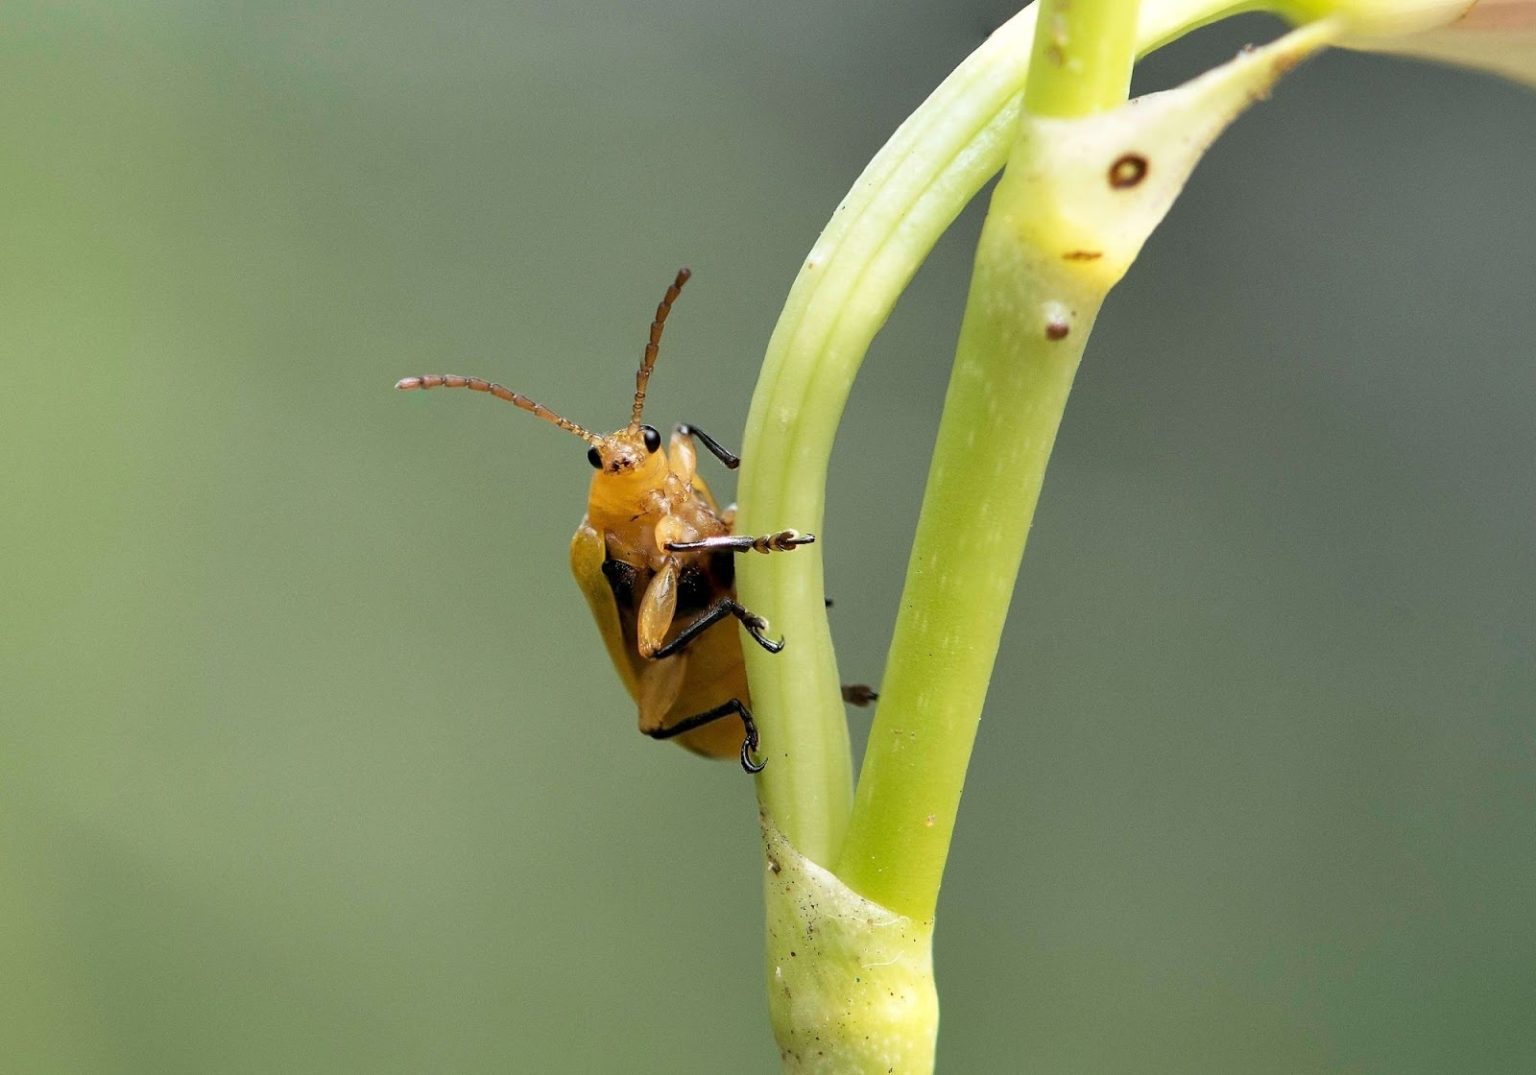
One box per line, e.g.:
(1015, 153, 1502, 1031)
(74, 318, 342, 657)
(833, 0, 1139, 922)
(833, 258, 1106, 922)
(736, 5, 1055, 867)
(738, 0, 1312, 870)
(738, 2, 1345, 1067)
(1026, 0, 1142, 116)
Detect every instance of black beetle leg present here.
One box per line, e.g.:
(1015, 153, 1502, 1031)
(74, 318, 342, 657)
(646, 698, 764, 773)
(649, 598, 785, 659)
(675, 423, 741, 470)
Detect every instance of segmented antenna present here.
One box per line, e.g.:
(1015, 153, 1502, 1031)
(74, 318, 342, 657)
(395, 374, 599, 444)
(630, 267, 691, 430)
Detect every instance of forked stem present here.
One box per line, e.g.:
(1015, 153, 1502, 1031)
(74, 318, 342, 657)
(742, 2, 1342, 1069)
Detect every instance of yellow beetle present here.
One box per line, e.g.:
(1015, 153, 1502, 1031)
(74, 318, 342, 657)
(397, 269, 813, 771)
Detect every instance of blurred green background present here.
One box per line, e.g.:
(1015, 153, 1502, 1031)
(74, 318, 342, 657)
(3, 3, 1533, 1072)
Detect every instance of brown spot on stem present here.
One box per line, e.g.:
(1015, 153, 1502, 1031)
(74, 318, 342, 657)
(1109, 153, 1149, 189)
(1045, 319, 1070, 341)
(1062, 250, 1103, 261)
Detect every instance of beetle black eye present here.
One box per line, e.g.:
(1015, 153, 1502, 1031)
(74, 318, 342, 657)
(587, 445, 602, 469)
(641, 425, 661, 453)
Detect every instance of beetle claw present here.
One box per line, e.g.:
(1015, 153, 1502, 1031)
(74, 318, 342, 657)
(744, 614, 785, 654)
(740, 737, 766, 773)
(738, 709, 765, 773)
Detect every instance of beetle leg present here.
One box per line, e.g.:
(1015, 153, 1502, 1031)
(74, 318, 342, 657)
(636, 558, 680, 659)
(649, 597, 785, 658)
(841, 684, 879, 707)
(635, 655, 688, 731)
(667, 427, 698, 485)
(665, 530, 814, 554)
(646, 697, 764, 773)
(674, 423, 740, 470)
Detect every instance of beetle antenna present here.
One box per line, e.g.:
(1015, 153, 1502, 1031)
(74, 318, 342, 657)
(396, 374, 600, 444)
(630, 267, 691, 430)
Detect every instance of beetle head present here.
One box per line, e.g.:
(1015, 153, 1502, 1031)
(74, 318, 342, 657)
(586, 423, 664, 477)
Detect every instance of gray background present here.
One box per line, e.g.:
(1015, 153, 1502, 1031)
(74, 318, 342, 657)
(2, 2, 1532, 1072)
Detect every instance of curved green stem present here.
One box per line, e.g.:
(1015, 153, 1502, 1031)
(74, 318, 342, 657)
(737, 0, 1259, 868)
(738, 0, 1352, 877)
(736, 5, 1054, 866)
